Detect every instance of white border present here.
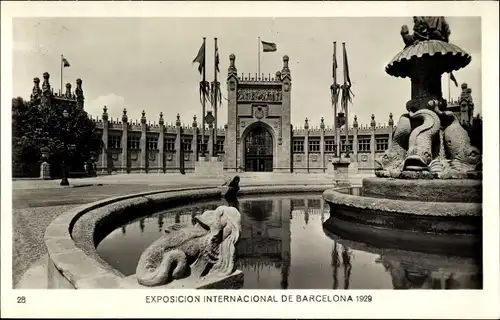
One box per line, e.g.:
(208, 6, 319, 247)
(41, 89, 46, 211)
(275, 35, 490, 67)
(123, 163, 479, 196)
(1, 1, 499, 318)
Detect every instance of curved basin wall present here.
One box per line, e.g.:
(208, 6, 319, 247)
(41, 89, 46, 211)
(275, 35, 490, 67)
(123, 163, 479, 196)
(44, 184, 337, 289)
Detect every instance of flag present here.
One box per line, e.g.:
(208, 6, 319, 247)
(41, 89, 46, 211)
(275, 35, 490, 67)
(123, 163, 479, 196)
(261, 41, 277, 52)
(342, 45, 351, 87)
(450, 72, 458, 87)
(193, 41, 205, 74)
(215, 43, 220, 73)
(333, 49, 337, 79)
(62, 56, 71, 67)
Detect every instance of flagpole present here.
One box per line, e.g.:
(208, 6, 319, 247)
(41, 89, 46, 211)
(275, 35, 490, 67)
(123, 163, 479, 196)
(201, 37, 206, 157)
(213, 37, 218, 156)
(258, 37, 261, 76)
(342, 42, 348, 157)
(60, 54, 63, 94)
(333, 42, 338, 157)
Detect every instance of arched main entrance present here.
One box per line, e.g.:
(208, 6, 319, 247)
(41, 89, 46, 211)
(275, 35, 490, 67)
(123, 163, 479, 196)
(244, 126, 274, 172)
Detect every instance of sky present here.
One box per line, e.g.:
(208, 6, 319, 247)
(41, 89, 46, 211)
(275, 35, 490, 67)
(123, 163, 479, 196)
(12, 17, 481, 129)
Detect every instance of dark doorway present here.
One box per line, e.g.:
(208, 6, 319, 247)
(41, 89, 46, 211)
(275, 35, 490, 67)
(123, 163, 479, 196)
(244, 126, 273, 172)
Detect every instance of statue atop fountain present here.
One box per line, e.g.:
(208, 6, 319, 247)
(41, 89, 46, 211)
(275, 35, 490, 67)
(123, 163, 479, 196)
(378, 16, 481, 180)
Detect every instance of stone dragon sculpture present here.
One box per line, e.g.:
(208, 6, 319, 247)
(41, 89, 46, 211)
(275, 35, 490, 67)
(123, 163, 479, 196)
(135, 205, 241, 287)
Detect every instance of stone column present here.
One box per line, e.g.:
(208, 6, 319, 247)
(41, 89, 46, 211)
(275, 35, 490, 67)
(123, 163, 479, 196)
(320, 117, 325, 172)
(370, 114, 376, 168)
(226, 54, 238, 172)
(158, 112, 165, 173)
(121, 108, 128, 174)
(208, 122, 214, 159)
(175, 114, 182, 173)
(101, 106, 109, 174)
(224, 124, 228, 169)
(40, 147, 51, 180)
(388, 113, 394, 149)
(192, 115, 198, 162)
(304, 118, 309, 173)
(140, 110, 147, 173)
(353, 115, 358, 158)
(279, 56, 292, 173)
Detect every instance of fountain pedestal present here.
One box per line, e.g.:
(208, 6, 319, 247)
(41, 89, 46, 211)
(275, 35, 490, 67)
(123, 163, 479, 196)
(332, 157, 351, 187)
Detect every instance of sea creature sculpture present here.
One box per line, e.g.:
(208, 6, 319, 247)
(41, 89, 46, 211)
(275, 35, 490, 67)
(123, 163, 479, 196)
(375, 115, 410, 176)
(136, 205, 241, 287)
(404, 109, 441, 171)
(443, 117, 481, 172)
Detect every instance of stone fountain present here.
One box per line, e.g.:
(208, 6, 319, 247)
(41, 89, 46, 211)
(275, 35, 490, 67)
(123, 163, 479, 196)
(323, 17, 482, 238)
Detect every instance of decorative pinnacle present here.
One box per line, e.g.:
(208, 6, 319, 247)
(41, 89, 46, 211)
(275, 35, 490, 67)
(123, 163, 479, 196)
(122, 108, 128, 123)
(176, 113, 181, 126)
(370, 114, 376, 127)
(141, 110, 147, 124)
(353, 115, 358, 128)
(102, 106, 108, 121)
(389, 112, 394, 126)
(304, 117, 309, 129)
(192, 114, 198, 127)
(33, 77, 40, 85)
(65, 83, 72, 96)
(320, 117, 325, 129)
(159, 112, 164, 125)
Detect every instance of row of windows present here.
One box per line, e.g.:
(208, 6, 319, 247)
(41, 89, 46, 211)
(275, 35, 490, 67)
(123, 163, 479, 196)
(107, 136, 224, 152)
(292, 138, 389, 153)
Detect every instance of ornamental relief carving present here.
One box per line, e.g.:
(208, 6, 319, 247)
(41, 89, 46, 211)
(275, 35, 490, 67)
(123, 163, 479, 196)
(237, 87, 282, 102)
(148, 151, 156, 162)
(252, 105, 268, 120)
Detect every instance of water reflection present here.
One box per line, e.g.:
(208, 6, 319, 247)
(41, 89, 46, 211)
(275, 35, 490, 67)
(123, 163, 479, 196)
(96, 193, 481, 289)
(331, 242, 353, 289)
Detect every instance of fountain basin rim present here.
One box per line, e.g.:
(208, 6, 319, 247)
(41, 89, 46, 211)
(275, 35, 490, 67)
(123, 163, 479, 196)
(323, 188, 481, 217)
(45, 183, 341, 289)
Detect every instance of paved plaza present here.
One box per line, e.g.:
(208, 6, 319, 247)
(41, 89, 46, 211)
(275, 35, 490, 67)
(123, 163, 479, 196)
(12, 172, 372, 288)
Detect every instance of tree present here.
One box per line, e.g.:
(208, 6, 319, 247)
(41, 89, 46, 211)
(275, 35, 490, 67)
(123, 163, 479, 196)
(12, 97, 101, 178)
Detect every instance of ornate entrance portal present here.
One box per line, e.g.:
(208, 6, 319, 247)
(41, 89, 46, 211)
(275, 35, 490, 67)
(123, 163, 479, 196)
(244, 126, 273, 172)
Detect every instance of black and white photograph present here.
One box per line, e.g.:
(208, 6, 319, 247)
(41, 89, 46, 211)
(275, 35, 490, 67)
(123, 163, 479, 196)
(2, 1, 499, 319)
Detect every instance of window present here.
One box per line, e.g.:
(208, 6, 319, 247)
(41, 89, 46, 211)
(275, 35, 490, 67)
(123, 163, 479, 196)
(324, 140, 336, 153)
(197, 138, 208, 153)
(340, 139, 353, 152)
(293, 140, 304, 153)
(108, 135, 121, 149)
(376, 138, 389, 151)
(309, 140, 320, 152)
(182, 139, 192, 152)
(291, 199, 305, 207)
(147, 137, 158, 150)
(358, 138, 371, 152)
(127, 136, 140, 149)
(216, 139, 224, 153)
(164, 138, 175, 151)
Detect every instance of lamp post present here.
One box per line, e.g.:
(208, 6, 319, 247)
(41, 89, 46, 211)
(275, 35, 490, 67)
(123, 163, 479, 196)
(60, 109, 70, 186)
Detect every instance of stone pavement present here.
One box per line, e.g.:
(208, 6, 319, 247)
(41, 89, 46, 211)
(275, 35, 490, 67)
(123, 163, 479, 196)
(12, 172, 373, 190)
